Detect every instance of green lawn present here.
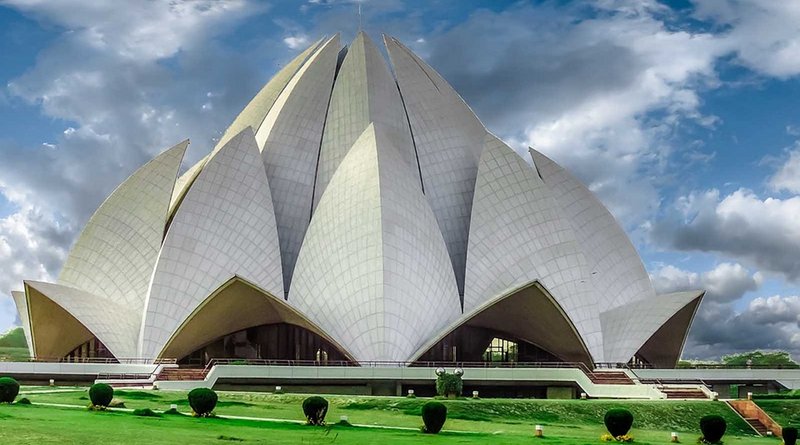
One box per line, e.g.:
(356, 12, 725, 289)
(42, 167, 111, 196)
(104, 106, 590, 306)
(4, 387, 780, 444)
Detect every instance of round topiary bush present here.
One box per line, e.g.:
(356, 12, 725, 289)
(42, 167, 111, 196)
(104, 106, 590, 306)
(0, 377, 20, 403)
(302, 396, 329, 426)
(604, 408, 634, 437)
(421, 401, 447, 434)
(784, 426, 798, 445)
(187, 388, 217, 417)
(88, 383, 114, 408)
(699, 415, 727, 444)
(16, 397, 31, 405)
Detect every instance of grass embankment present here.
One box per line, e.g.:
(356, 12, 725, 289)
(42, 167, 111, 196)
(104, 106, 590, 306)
(7, 387, 775, 444)
(0, 328, 30, 361)
(756, 399, 800, 426)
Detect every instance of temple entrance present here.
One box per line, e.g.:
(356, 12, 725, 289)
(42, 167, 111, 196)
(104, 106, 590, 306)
(414, 325, 562, 364)
(63, 337, 115, 362)
(178, 322, 350, 366)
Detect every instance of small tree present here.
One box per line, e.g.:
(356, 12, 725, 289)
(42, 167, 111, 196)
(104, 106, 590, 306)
(88, 383, 114, 408)
(699, 415, 726, 444)
(302, 396, 329, 425)
(421, 401, 447, 434)
(604, 408, 634, 437)
(0, 377, 20, 403)
(435, 371, 463, 398)
(783, 426, 798, 445)
(188, 388, 218, 417)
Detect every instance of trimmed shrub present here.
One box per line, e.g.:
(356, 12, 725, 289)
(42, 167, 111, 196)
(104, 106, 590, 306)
(435, 372, 463, 398)
(16, 397, 31, 405)
(133, 408, 161, 417)
(88, 383, 114, 408)
(163, 407, 181, 415)
(604, 408, 634, 437)
(0, 377, 20, 403)
(784, 427, 798, 445)
(699, 415, 726, 444)
(421, 401, 447, 434)
(188, 388, 218, 417)
(302, 396, 329, 426)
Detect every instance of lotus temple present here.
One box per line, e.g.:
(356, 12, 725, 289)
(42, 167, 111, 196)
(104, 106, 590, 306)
(9, 32, 707, 375)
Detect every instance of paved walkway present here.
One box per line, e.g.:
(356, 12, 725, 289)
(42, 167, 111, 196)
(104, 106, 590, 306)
(27, 401, 477, 434)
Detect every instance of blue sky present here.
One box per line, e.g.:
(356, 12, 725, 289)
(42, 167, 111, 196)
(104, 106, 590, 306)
(0, 0, 799, 360)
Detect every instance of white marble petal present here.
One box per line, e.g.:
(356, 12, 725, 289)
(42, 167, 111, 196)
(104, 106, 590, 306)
(10, 291, 33, 357)
(258, 35, 341, 297)
(466, 134, 602, 359)
(314, 32, 418, 212)
(59, 141, 187, 311)
(529, 148, 656, 313)
(290, 123, 461, 362)
(600, 290, 704, 363)
(140, 128, 283, 358)
(25, 280, 140, 358)
(384, 35, 487, 298)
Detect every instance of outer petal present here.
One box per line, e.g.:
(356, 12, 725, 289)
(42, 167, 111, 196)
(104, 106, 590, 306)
(59, 141, 188, 311)
(410, 280, 593, 365)
(140, 128, 283, 358)
(290, 123, 461, 362)
(529, 148, 656, 312)
(600, 290, 704, 366)
(257, 35, 341, 297)
(24, 281, 140, 358)
(466, 134, 602, 359)
(10, 291, 33, 357)
(385, 35, 487, 298)
(160, 277, 355, 361)
(314, 32, 418, 211)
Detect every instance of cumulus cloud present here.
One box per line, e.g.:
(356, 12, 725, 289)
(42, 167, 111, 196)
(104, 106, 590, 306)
(684, 294, 800, 360)
(651, 188, 800, 280)
(693, 0, 800, 78)
(768, 144, 800, 194)
(650, 262, 762, 302)
(0, 0, 276, 331)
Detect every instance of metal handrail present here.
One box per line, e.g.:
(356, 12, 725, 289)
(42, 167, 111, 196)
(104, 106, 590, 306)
(3, 357, 178, 365)
(201, 358, 595, 374)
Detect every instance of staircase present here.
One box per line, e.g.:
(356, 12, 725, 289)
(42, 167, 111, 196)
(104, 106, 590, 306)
(744, 417, 769, 436)
(727, 400, 782, 437)
(588, 371, 635, 385)
(659, 387, 708, 399)
(156, 367, 207, 381)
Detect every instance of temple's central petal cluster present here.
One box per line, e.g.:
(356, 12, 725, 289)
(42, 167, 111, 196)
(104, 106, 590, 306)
(11, 32, 703, 368)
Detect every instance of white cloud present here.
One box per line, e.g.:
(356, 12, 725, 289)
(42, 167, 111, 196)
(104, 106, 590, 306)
(651, 188, 800, 280)
(0, 0, 271, 333)
(283, 35, 309, 49)
(768, 144, 800, 194)
(694, 0, 800, 78)
(650, 262, 762, 302)
(3, 0, 261, 61)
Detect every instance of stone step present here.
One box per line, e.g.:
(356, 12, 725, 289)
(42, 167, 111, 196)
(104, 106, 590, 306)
(156, 368, 207, 381)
